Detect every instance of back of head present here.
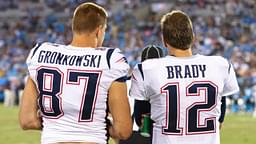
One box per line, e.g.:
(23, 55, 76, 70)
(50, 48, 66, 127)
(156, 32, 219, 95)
(141, 45, 164, 62)
(72, 2, 107, 34)
(161, 10, 194, 50)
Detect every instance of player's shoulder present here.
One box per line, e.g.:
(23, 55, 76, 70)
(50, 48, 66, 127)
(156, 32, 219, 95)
(202, 55, 227, 60)
(132, 58, 164, 80)
(100, 47, 128, 69)
(28, 42, 65, 59)
(198, 55, 232, 73)
(103, 47, 127, 61)
(96, 47, 124, 55)
(41, 42, 62, 47)
(141, 57, 165, 69)
(201, 55, 229, 65)
(33, 42, 64, 50)
(96, 46, 121, 51)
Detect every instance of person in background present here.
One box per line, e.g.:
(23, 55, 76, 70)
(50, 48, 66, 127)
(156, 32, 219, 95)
(120, 44, 164, 144)
(252, 85, 256, 118)
(19, 2, 132, 144)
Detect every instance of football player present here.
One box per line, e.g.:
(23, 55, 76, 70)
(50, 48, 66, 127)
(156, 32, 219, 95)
(19, 2, 132, 144)
(130, 10, 239, 144)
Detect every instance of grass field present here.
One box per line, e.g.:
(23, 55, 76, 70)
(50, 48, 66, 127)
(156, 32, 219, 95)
(0, 103, 255, 144)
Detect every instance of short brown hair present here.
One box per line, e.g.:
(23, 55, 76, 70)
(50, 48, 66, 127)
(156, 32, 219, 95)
(161, 10, 194, 50)
(72, 2, 108, 34)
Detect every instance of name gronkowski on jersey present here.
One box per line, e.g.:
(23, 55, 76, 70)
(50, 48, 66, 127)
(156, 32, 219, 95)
(130, 54, 239, 144)
(26, 42, 130, 144)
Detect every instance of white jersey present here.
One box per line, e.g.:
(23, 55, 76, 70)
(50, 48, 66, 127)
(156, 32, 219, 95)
(130, 54, 239, 144)
(26, 42, 130, 144)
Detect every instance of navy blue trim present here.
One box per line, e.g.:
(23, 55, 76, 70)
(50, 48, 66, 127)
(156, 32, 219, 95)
(105, 94, 110, 143)
(133, 100, 153, 135)
(31, 43, 42, 59)
(134, 100, 151, 127)
(138, 64, 144, 80)
(106, 48, 115, 69)
(126, 76, 131, 80)
(115, 76, 128, 82)
(219, 97, 226, 123)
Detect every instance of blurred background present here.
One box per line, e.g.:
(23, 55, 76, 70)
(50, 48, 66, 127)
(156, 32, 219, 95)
(0, 0, 256, 114)
(0, 0, 255, 143)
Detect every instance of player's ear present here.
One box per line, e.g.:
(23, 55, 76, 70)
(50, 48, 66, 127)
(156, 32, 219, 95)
(95, 28, 99, 38)
(192, 33, 196, 46)
(95, 25, 104, 38)
(161, 35, 167, 48)
(163, 39, 168, 48)
(95, 25, 103, 38)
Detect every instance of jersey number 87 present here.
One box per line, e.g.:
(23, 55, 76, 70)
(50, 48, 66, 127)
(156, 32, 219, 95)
(36, 66, 101, 122)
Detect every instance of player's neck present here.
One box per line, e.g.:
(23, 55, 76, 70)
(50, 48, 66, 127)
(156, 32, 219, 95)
(70, 34, 98, 48)
(168, 47, 193, 57)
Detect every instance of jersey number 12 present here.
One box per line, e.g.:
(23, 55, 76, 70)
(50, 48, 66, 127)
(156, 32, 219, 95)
(161, 81, 217, 135)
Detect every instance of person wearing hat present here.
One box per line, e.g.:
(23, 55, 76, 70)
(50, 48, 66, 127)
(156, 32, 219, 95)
(120, 44, 165, 144)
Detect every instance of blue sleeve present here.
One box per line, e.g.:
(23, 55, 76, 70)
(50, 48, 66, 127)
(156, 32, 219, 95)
(133, 100, 154, 135)
(133, 100, 151, 126)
